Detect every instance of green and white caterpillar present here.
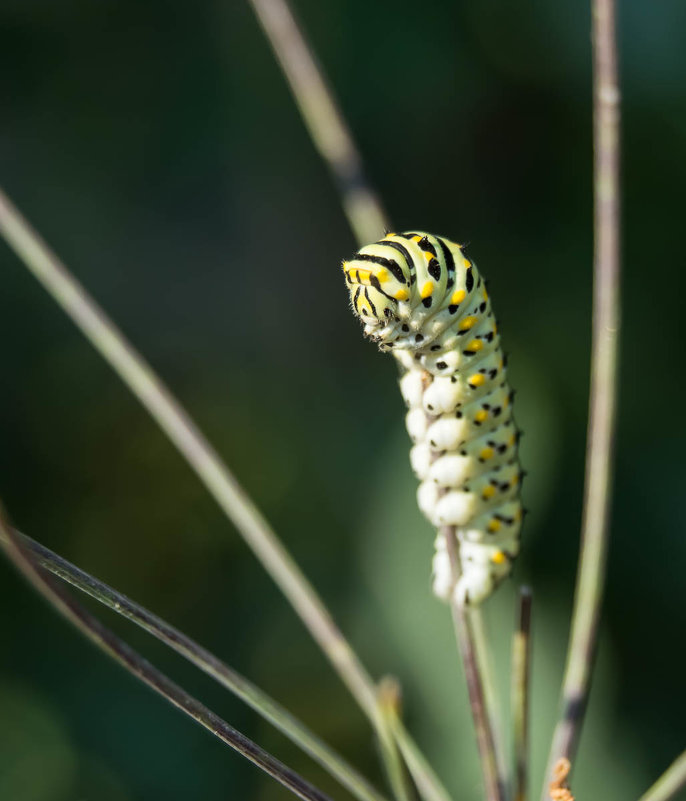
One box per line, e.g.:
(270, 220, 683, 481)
(342, 231, 523, 605)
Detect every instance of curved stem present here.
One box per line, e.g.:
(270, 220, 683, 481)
(2, 526, 388, 801)
(247, 0, 390, 245)
(542, 0, 621, 792)
(0, 509, 332, 801)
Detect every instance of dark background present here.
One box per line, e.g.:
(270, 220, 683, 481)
(1, 1, 685, 799)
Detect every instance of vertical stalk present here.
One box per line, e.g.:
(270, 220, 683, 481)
(443, 527, 505, 801)
(542, 0, 620, 792)
(511, 588, 532, 801)
(470, 608, 510, 788)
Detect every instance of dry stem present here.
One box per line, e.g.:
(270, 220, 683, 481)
(542, 0, 621, 792)
(443, 527, 505, 801)
(512, 587, 532, 801)
(0, 187, 430, 801)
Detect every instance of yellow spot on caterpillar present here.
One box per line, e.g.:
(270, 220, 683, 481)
(491, 549, 506, 564)
(411, 235, 422, 243)
(479, 447, 495, 460)
(482, 485, 496, 499)
(376, 268, 389, 283)
(469, 374, 486, 387)
(466, 339, 483, 351)
(421, 281, 434, 299)
(424, 251, 433, 261)
(487, 519, 502, 534)
(512, 475, 519, 485)
(463, 259, 471, 269)
(475, 410, 489, 423)
(509, 434, 516, 446)
(394, 288, 410, 301)
(385, 233, 396, 238)
(459, 316, 477, 331)
(451, 289, 466, 305)
(483, 287, 489, 300)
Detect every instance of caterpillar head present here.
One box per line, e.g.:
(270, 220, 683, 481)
(342, 258, 409, 334)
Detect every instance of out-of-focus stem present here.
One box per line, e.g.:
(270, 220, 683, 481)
(247, 0, 390, 246)
(2, 526, 388, 801)
(0, 185, 377, 726)
(542, 0, 621, 793)
(512, 587, 532, 801)
(443, 527, 505, 801)
(637, 751, 686, 801)
(0, 510, 332, 801)
(470, 608, 509, 789)
(0, 187, 432, 801)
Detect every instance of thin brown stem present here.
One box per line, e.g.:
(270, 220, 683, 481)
(542, 0, 620, 792)
(443, 527, 505, 801)
(0, 187, 439, 801)
(512, 587, 532, 801)
(3, 526, 388, 801)
(638, 751, 686, 801)
(0, 509, 332, 801)
(247, 0, 390, 246)
(0, 185, 378, 724)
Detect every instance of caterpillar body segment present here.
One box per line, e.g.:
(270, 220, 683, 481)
(342, 231, 523, 605)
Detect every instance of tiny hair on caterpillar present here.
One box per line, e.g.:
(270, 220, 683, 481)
(342, 231, 523, 605)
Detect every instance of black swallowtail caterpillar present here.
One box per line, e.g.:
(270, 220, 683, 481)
(342, 231, 523, 605)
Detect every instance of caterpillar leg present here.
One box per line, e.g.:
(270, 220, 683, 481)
(431, 532, 517, 605)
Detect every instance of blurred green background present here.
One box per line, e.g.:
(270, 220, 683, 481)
(1, 1, 685, 799)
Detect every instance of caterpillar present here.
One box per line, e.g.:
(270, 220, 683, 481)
(342, 231, 523, 605)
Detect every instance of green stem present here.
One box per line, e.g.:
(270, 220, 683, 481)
(542, 0, 621, 792)
(386, 708, 453, 801)
(0, 510, 332, 801)
(2, 526, 388, 801)
(0, 186, 438, 801)
(637, 751, 686, 801)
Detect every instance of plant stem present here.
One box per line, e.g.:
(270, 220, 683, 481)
(470, 607, 510, 790)
(511, 588, 532, 801)
(0, 187, 434, 801)
(387, 714, 453, 801)
(542, 0, 621, 792)
(638, 751, 686, 801)
(247, 0, 390, 246)
(0, 510, 332, 801)
(443, 527, 505, 801)
(2, 526, 388, 801)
